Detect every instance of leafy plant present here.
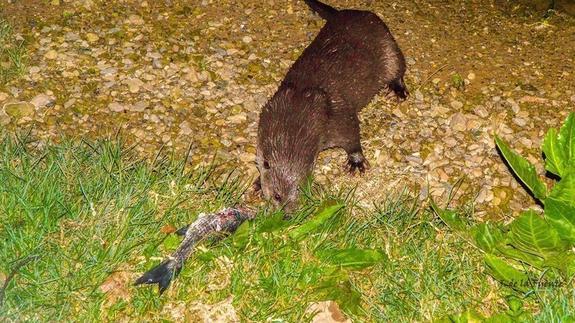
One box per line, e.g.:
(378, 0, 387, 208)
(433, 113, 575, 319)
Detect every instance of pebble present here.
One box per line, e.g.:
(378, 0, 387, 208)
(82, 33, 97, 43)
(108, 102, 125, 112)
(179, 121, 193, 135)
(3, 102, 35, 119)
(467, 72, 476, 80)
(473, 105, 489, 118)
(414, 90, 424, 101)
(450, 100, 464, 110)
(100, 67, 118, 76)
(44, 50, 58, 60)
(242, 36, 253, 44)
(0, 110, 10, 126)
(131, 101, 149, 112)
(227, 113, 247, 124)
(30, 94, 55, 109)
(450, 113, 467, 132)
(125, 78, 143, 93)
(126, 15, 145, 25)
(513, 117, 527, 127)
(239, 152, 255, 163)
(0, 92, 8, 102)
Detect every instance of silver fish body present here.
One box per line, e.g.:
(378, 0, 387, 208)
(134, 207, 254, 294)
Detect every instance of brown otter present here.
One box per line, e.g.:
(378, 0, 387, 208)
(255, 0, 408, 211)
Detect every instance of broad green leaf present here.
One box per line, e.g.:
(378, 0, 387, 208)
(542, 127, 566, 177)
(257, 212, 289, 233)
(430, 200, 467, 232)
(558, 112, 575, 165)
(320, 280, 362, 315)
(313, 268, 362, 315)
(496, 243, 544, 270)
(505, 295, 523, 315)
(545, 199, 575, 243)
(162, 234, 181, 250)
(232, 220, 251, 249)
(545, 174, 575, 243)
(472, 222, 504, 253)
(549, 172, 575, 201)
(289, 203, 344, 240)
(196, 250, 217, 262)
(315, 248, 387, 270)
(495, 135, 547, 200)
(543, 252, 575, 276)
(484, 253, 528, 289)
(485, 313, 516, 323)
(508, 210, 567, 257)
(437, 309, 485, 323)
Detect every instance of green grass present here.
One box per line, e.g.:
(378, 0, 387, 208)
(0, 133, 570, 322)
(0, 19, 27, 85)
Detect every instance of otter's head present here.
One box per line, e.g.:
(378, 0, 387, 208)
(256, 85, 330, 212)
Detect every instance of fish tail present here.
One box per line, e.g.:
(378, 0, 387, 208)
(134, 259, 180, 294)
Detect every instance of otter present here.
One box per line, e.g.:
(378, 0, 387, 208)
(255, 0, 408, 211)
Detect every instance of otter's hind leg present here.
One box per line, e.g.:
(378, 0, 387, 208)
(389, 77, 409, 100)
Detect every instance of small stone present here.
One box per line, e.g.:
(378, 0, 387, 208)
(29, 66, 41, 74)
(126, 15, 144, 25)
(227, 113, 247, 124)
(473, 105, 489, 118)
(30, 94, 55, 109)
(125, 78, 143, 93)
(85, 33, 99, 43)
(467, 72, 476, 80)
(131, 101, 149, 112)
(242, 36, 253, 44)
(0, 109, 11, 125)
(512, 117, 527, 127)
(450, 100, 464, 110)
(3, 102, 35, 119)
(414, 90, 424, 101)
(450, 113, 467, 132)
(406, 57, 416, 65)
(108, 102, 125, 112)
(239, 152, 255, 163)
(100, 67, 117, 76)
(179, 121, 193, 135)
(64, 99, 76, 108)
(306, 301, 350, 323)
(0, 92, 8, 102)
(44, 50, 58, 60)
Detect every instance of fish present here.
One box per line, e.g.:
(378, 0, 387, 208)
(134, 207, 255, 294)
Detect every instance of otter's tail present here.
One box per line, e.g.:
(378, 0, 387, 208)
(304, 0, 338, 20)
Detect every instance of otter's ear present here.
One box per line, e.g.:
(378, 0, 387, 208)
(302, 87, 331, 118)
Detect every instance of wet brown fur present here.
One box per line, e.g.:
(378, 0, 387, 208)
(256, 0, 408, 211)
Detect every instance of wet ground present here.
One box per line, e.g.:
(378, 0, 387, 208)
(1, 0, 574, 218)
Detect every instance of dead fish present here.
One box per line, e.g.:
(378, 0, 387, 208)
(134, 207, 255, 294)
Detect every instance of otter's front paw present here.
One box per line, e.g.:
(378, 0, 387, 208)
(346, 152, 370, 174)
